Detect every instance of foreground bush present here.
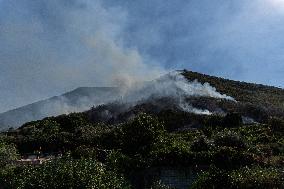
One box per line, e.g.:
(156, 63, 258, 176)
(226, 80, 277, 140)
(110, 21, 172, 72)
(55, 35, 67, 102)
(213, 130, 247, 149)
(229, 166, 284, 189)
(190, 166, 284, 189)
(0, 158, 130, 189)
(0, 142, 18, 167)
(121, 113, 165, 155)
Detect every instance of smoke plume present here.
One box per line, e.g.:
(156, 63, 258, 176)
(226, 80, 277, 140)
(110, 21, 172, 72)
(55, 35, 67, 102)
(0, 0, 164, 112)
(120, 71, 235, 115)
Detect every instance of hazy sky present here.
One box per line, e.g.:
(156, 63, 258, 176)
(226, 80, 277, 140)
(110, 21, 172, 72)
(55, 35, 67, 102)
(1, 0, 284, 112)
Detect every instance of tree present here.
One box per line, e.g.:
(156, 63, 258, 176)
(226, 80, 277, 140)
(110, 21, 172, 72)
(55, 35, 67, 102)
(0, 142, 18, 167)
(121, 113, 165, 155)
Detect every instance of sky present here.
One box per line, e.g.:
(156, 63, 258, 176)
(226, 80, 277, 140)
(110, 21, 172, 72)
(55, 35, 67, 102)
(1, 0, 284, 112)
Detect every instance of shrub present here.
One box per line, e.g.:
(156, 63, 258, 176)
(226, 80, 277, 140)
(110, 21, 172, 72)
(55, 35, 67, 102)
(190, 166, 229, 189)
(269, 117, 284, 133)
(0, 142, 18, 167)
(191, 166, 284, 189)
(270, 142, 284, 155)
(190, 135, 212, 152)
(121, 113, 165, 155)
(72, 145, 97, 159)
(212, 147, 254, 169)
(106, 150, 131, 172)
(204, 114, 223, 128)
(229, 166, 284, 189)
(98, 126, 123, 150)
(1, 158, 130, 189)
(149, 135, 191, 166)
(238, 124, 274, 144)
(54, 113, 90, 132)
(223, 113, 242, 128)
(16, 119, 61, 153)
(214, 130, 247, 149)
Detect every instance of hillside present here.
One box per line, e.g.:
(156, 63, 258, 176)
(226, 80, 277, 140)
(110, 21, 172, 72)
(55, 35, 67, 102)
(84, 70, 284, 127)
(182, 70, 284, 110)
(0, 87, 120, 129)
(2, 70, 284, 130)
(0, 70, 283, 188)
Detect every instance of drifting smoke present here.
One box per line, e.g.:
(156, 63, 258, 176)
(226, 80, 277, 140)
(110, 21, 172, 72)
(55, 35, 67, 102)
(119, 71, 235, 115)
(0, 0, 165, 113)
(0, 0, 238, 128)
(0, 71, 236, 129)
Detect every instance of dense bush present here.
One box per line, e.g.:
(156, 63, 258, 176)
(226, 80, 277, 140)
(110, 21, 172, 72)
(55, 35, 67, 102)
(16, 119, 61, 153)
(213, 130, 247, 149)
(190, 135, 212, 152)
(121, 113, 165, 155)
(191, 166, 284, 189)
(229, 166, 284, 189)
(0, 158, 130, 189)
(71, 145, 97, 159)
(2, 108, 283, 188)
(0, 142, 18, 167)
(190, 166, 230, 189)
(158, 110, 203, 131)
(53, 113, 90, 132)
(269, 117, 284, 133)
(149, 134, 192, 166)
(222, 113, 242, 128)
(212, 147, 255, 169)
(98, 126, 123, 150)
(238, 124, 275, 144)
(203, 114, 223, 128)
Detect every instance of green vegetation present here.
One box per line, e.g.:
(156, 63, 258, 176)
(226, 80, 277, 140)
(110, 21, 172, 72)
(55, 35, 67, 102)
(0, 158, 130, 189)
(0, 140, 18, 167)
(183, 70, 284, 110)
(191, 166, 283, 189)
(0, 70, 283, 188)
(0, 111, 283, 188)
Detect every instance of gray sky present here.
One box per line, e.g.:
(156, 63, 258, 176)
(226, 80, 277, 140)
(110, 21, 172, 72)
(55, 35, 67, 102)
(1, 0, 284, 112)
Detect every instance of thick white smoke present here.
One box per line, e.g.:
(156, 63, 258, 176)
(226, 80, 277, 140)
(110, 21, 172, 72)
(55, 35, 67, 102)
(120, 71, 235, 114)
(0, 71, 236, 129)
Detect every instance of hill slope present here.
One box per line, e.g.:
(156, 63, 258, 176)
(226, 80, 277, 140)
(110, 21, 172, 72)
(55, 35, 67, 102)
(182, 70, 284, 110)
(2, 70, 284, 130)
(84, 70, 284, 126)
(0, 87, 120, 129)
(1, 70, 283, 188)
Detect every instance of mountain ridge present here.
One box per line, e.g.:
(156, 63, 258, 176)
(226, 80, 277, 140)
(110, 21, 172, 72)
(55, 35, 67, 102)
(2, 70, 284, 188)
(0, 87, 120, 129)
(182, 70, 284, 109)
(1, 70, 284, 129)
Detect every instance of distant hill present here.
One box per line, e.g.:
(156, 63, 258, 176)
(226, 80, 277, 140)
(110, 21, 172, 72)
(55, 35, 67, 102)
(0, 87, 120, 129)
(2, 70, 284, 130)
